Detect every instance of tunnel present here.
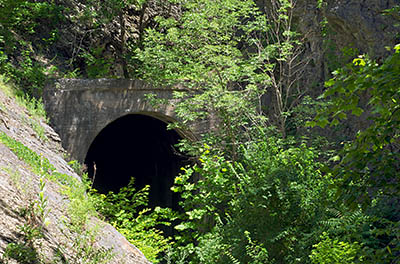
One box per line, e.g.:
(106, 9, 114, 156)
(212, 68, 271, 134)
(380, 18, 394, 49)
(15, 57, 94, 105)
(84, 114, 186, 210)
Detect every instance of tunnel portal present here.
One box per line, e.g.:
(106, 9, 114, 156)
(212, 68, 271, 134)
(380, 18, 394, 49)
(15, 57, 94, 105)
(84, 114, 185, 210)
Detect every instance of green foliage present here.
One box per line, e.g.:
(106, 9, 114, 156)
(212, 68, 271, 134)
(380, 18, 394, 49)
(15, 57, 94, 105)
(1, 1, 398, 263)
(311, 46, 400, 208)
(311, 45, 400, 263)
(319, 208, 368, 239)
(2, 242, 39, 264)
(324, 41, 359, 74)
(83, 0, 147, 26)
(0, 132, 54, 176)
(68, 159, 85, 175)
(0, 77, 48, 145)
(242, 231, 270, 264)
(1, 125, 171, 262)
(0, 0, 153, 92)
(58, 217, 114, 264)
(382, 5, 400, 28)
(22, 116, 47, 141)
(139, 0, 265, 84)
(136, 1, 339, 263)
(0, 76, 48, 121)
(0, 0, 64, 35)
(67, 0, 150, 78)
(90, 177, 175, 263)
(316, 0, 325, 9)
(173, 136, 329, 263)
(81, 46, 115, 78)
(138, 0, 313, 146)
(310, 233, 362, 264)
(0, 0, 64, 96)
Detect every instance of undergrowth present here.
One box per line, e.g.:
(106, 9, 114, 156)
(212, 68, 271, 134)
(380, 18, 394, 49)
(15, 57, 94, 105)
(90, 178, 175, 263)
(0, 76, 47, 121)
(0, 76, 48, 141)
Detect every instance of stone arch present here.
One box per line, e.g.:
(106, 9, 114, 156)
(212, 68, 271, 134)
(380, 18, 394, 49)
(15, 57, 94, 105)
(43, 79, 204, 163)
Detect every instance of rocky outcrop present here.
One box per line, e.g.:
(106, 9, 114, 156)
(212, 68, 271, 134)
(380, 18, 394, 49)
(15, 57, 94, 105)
(324, 0, 399, 58)
(0, 86, 150, 263)
(293, 0, 398, 92)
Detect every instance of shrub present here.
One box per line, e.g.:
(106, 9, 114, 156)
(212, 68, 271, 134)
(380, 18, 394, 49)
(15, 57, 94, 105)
(310, 233, 362, 264)
(173, 135, 330, 263)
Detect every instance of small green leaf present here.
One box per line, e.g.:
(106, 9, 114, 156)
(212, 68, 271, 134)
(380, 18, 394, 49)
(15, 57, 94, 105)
(353, 58, 366, 66)
(316, 118, 329, 128)
(175, 223, 189, 231)
(394, 44, 400, 53)
(324, 79, 336, 87)
(331, 119, 339, 126)
(387, 246, 392, 255)
(351, 107, 363, 116)
(306, 120, 316, 127)
(331, 155, 340, 162)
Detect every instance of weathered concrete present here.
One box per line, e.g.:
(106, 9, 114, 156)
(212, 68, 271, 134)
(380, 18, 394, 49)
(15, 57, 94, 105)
(43, 79, 202, 162)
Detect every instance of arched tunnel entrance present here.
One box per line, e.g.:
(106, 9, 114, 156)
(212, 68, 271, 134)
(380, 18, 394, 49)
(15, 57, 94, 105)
(84, 114, 186, 210)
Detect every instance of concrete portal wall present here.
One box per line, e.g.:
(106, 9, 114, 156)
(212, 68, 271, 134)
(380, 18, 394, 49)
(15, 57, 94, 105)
(43, 79, 201, 162)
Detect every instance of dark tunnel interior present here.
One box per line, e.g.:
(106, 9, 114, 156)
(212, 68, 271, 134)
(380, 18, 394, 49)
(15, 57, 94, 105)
(84, 114, 186, 210)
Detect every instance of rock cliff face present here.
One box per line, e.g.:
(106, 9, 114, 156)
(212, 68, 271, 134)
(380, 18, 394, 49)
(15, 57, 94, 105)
(0, 85, 150, 263)
(293, 0, 399, 84)
(324, 0, 398, 58)
(295, 0, 398, 136)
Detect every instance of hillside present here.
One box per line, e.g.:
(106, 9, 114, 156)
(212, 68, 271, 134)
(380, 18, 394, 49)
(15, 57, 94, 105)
(0, 81, 150, 263)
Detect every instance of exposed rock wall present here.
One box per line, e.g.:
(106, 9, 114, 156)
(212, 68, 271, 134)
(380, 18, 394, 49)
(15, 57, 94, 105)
(255, 0, 399, 109)
(0, 87, 150, 263)
(295, 0, 398, 83)
(324, 0, 399, 58)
